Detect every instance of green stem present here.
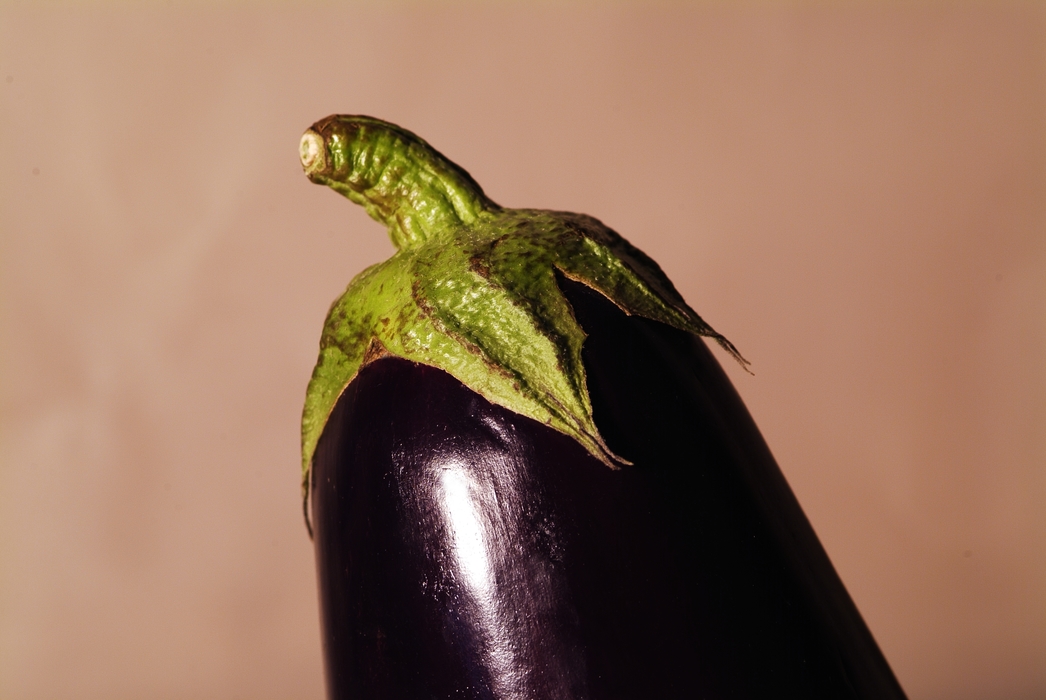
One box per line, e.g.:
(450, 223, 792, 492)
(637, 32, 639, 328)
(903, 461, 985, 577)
(300, 116, 497, 250)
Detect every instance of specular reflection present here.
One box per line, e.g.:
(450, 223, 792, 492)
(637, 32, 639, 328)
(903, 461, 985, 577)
(436, 458, 523, 698)
(438, 465, 495, 598)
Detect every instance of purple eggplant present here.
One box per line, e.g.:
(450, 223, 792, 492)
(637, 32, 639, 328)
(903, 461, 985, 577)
(299, 116, 907, 699)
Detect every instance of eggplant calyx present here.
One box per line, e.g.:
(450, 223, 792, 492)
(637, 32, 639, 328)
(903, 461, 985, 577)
(299, 115, 749, 531)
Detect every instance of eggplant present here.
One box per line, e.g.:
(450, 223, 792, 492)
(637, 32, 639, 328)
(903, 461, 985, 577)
(298, 115, 907, 700)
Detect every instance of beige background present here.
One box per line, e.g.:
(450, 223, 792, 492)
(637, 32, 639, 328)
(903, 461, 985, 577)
(1, 2, 1043, 699)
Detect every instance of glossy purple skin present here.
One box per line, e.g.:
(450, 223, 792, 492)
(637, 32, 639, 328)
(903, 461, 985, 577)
(311, 279, 907, 700)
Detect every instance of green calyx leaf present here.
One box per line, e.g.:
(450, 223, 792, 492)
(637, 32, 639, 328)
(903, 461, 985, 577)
(299, 115, 749, 526)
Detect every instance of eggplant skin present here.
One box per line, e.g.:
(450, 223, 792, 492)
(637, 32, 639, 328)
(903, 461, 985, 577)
(311, 278, 907, 700)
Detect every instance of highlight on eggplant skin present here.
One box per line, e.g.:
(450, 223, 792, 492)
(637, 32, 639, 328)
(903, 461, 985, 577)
(309, 278, 908, 700)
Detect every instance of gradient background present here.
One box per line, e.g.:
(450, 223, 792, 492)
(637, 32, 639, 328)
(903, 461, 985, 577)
(1, 2, 1043, 699)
